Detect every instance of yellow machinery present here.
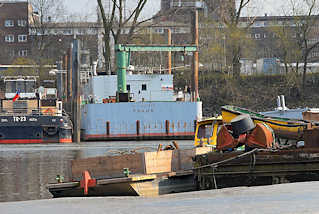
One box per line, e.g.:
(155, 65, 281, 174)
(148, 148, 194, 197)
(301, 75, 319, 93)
(194, 116, 223, 147)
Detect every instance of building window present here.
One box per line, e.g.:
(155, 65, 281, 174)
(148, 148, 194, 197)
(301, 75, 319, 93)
(255, 34, 261, 39)
(17, 20, 27, 27)
(5, 35, 14, 42)
(63, 29, 72, 34)
(18, 35, 27, 42)
(142, 84, 147, 91)
(77, 29, 87, 34)
(18, 50, 28, 57)
(5, 20, 14, 27)
(154, 28, 163, 33)
(127, 84, 130, 91)
(173, 28, 180, 33)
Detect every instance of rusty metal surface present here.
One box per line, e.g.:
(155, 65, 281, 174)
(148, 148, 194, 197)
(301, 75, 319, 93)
(304, 128, 319, 148)
(246, 123, 274, 148)
(194, 148, 319, 190)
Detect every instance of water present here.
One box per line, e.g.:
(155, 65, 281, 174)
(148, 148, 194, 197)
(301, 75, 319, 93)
(0, 140, 194, 202)
(2, 141, 319, 213)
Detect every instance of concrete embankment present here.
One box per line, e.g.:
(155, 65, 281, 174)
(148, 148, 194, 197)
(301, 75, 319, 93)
(1, 181, 319, 214)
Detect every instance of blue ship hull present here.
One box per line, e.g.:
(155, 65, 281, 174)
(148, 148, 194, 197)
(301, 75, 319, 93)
(81, 101, 202, 141)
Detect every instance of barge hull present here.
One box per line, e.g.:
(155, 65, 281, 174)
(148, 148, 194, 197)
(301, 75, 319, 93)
(48, 171, 195, 198)
(194, 148, 319, 190)
(0, 115, 72, 144)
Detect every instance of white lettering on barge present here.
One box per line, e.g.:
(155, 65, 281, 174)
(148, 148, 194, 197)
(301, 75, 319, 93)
(13, 116, 27, 122)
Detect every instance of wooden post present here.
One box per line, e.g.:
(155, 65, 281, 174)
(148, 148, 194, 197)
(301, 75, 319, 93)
(63, 53, 68, 104)
(72, 39, 81, 143)
(191, 10, 199, 101)
(56, 60, 63, 100)
(166, 29, 172, 75)
(66, 46, 72, 114)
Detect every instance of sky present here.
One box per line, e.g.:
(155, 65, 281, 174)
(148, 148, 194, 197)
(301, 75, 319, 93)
(63, 0, 304, 20)
(64, 0, 161, 20)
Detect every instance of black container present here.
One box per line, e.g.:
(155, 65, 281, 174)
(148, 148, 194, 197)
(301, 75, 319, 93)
(230, 114, 255, 138)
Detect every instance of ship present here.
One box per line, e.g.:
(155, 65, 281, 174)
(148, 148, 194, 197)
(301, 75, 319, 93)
(221, 105, 311, 140)
(81, 72, 202, 141)
(0, 76, 72, 144)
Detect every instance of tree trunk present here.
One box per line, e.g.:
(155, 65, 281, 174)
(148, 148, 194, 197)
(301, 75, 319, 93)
(302, 55, 307, 90)
(103, 32, 111, 74)
(284, 62, 288, 74)
(232, 51, 240, 78)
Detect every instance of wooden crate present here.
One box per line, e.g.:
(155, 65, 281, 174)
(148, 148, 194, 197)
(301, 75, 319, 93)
(144, 150, 173, 174)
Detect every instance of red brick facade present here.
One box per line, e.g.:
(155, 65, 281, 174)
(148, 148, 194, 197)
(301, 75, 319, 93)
(0, 1, 32, 64)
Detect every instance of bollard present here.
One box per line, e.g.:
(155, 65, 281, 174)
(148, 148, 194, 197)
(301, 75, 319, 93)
(136, 120, 140, 136)
(106, 121, 110, 136)
(165, 120, 170, 135)
(123, 168, 131, 177)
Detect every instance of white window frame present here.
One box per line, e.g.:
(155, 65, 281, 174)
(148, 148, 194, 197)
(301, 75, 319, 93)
(18, 50, 28, 57)
(63, 29, 72, 35)
(18, 35, 27, 42)
(5, 20, 14, 27)
(154, 28, 163, 34)
(5, 35, 14, 43)
(17, 20, 27, 27)
(255, 33, 261, 39)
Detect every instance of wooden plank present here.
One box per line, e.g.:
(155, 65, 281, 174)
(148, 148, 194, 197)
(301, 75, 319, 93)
(47, 182, 79, 189)
(71, 153, 145, 180)
(172, 147, 212, 171)
(144, 150, 173, 174)
(131, 174, 157, 181)
(97, 177, 132, 185)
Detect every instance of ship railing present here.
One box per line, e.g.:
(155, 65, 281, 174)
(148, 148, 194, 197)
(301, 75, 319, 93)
(0, 108, 62, 116)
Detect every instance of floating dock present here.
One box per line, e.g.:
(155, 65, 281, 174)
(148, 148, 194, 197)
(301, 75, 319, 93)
(47, 147, 212, 197)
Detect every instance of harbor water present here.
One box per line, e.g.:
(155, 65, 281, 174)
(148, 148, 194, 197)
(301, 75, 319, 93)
(0, 140, 194, 202)
(2, 141, 319, 213)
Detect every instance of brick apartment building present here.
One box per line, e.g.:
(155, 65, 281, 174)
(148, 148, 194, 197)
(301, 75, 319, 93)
(242, 15, 319, 62)
(0, 1, 33, 64)
(0, 1, 102, 65)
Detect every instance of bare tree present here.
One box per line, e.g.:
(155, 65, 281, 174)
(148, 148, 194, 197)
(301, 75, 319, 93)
(289, 0, 319, 89)
(204, 0, 255, 78)
(97, 0, 167, 74)
(29, 0, 66, 59)
(269, 19, 301, 74)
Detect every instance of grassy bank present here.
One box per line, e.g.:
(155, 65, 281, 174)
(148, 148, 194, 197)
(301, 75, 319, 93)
(196, 72, 319, 116)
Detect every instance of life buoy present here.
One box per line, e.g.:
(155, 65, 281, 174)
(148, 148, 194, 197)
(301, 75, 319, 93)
(44, 127, 58, 136)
